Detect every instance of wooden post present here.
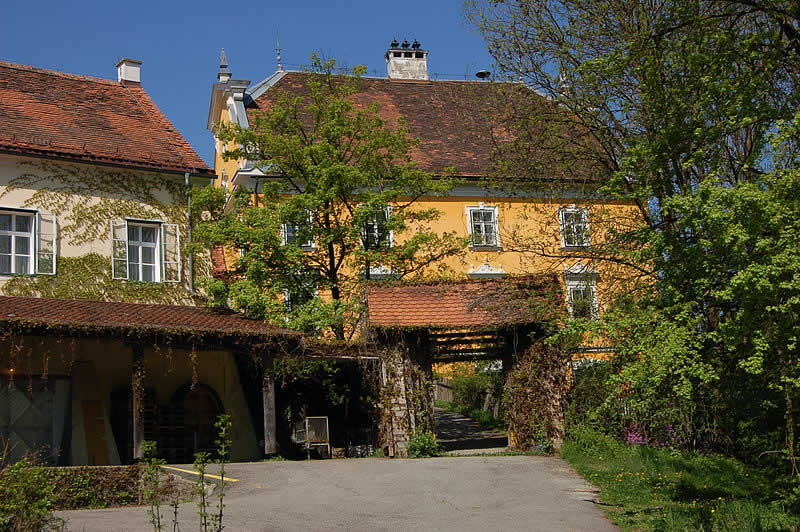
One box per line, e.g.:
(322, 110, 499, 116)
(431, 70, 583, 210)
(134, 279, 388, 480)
(262, 364, 277, 456)
(131, 344, 145, 460)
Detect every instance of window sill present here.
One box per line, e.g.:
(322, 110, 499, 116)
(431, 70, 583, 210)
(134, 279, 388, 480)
(469, 245, 502, 252)
(562, 245, 590, 251)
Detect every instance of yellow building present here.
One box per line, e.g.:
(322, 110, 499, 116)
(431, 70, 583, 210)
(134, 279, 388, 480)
(206, 44, 643, 355)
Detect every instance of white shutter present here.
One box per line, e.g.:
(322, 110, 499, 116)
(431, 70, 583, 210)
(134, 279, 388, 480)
(161, 223, 180, 283)
(35, 212, 56, 275)
(111, 219, 129, 280)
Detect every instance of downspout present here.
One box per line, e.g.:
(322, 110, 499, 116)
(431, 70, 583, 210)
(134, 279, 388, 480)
(185, 172, 198, 296)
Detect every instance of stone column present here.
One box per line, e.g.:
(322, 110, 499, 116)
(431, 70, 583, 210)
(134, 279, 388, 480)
(262, 361, 277, 456)
(131, 344, 145, 460)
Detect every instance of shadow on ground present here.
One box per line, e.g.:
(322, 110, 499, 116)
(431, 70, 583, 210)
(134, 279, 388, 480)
(434, 407, 508, 451)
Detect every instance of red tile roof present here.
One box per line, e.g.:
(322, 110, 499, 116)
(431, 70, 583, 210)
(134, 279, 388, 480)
(0, 295, 294, 339)
(367, 275, 562, 329)
(248, 73, 526, 177)
(0, 60, 214, 177)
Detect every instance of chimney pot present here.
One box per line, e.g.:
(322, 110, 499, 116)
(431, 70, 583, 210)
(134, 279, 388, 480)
(385, 40, 428, 80)
(116, 58, 142, 84)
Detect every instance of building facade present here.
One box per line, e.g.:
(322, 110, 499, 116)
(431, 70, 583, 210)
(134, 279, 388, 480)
(207, 44, 643, 344)
(0, 59, 272, 465)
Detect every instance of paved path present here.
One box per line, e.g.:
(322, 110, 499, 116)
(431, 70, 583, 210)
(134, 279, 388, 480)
(434, 406, 508, 453)
(61, 456, 615, 531)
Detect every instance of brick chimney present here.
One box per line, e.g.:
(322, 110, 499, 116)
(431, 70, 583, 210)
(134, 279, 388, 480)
(116, 58, 142, 84)
(385, 39, 428, 80)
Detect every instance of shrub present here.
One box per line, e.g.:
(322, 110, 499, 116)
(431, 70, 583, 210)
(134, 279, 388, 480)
(48, 465, 144, 510)
(407, 431, 441, 458)
(0, 457, 63, 531)
(452, 374, 491, 411)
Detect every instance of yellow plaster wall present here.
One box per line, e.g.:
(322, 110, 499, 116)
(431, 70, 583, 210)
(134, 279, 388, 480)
(2, 336, 261, 465)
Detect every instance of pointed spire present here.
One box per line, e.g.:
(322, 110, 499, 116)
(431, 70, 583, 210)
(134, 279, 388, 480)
(217, 48, 232, 82)
(275, 34, 284, 72)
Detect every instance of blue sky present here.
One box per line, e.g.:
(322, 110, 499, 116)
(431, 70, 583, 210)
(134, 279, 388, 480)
(1, 0, 493, 166)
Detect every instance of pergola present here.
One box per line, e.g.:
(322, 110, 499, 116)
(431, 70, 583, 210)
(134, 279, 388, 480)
(366, 275, 562, 457)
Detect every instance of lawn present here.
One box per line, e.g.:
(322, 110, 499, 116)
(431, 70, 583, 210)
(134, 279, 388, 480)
(562, 425, 800, 531)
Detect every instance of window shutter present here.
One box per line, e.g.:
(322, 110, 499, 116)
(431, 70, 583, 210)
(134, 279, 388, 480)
(111, 219, 129, 280)
(161, 223, 181, 283)
(35, 212, 56, 275)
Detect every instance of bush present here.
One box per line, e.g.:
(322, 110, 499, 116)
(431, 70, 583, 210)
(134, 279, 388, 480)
(48, 465, 144, 510)
(407, 431, 441, 458)
(0, 458, 63, 531)
(452, 374, 491, 411)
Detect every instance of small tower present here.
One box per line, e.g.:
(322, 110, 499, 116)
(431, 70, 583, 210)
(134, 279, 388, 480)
(217, 48, 232, 82)
(385, 38, 428, 80)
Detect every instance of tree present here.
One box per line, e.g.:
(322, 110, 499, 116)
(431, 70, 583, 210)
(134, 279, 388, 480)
(466, 0, 800, 463)
(193, 56, 464, 340)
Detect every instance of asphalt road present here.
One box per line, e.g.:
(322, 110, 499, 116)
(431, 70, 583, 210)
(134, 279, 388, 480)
(61, 456, 616, 531)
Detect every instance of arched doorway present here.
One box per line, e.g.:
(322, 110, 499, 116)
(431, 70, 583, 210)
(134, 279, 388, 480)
(172, 383, 224, 458)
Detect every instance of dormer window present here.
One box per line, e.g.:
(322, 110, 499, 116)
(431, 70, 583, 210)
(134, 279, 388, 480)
(560, 207, 590, 248)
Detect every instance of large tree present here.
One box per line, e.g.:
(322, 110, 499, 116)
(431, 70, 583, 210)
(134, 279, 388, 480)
(467, 0, 800, 462)
(193, 56, 464, 340)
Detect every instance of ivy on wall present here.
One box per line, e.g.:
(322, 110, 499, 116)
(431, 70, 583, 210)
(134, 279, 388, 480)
(3, 254, 193, 305)
(0, 159, 213, 303)
(1, 160, 186, 245)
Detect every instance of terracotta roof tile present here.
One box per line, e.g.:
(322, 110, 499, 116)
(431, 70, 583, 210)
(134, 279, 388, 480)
(0, 295, 294, 338)
(0, 60, 213, 176)
(249, 73, 520, 177)
(367, 275, 562, 328)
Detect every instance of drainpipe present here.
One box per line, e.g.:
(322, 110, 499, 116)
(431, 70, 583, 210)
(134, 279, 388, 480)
(185, 172, 197, 296)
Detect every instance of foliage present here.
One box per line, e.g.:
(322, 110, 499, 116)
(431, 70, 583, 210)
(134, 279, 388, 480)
(142, 440, 165, 531)
(467, 0, 800, 469)
(562, 425, 799, 531)
(452, 374, 492, 411)
(0, 456, 63, 531)
(407, 430, 441, 458)
(48, 465, 144, 510)
(503, 341, 567, 453)
(3, 254, 192, 304)
(193, 55, 466, 339)
(194, 451, 211, 532)
(211, 414, 232, 532)
(434, 400, 505, 433)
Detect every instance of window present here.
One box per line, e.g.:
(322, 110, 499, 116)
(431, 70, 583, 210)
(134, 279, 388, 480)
(467, 204, 499, 248)
(565, 274, 598, 319)
(282, 211, 315, 249)
(0, 209, 56, 276)
(111, 219, 180, 282)
(362, 207, 392, 250)
(560, 207, 590, 248)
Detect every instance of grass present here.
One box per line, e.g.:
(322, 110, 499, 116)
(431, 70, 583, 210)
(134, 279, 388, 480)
(434, 400, 506, 433)
(562, 425, 800, 531)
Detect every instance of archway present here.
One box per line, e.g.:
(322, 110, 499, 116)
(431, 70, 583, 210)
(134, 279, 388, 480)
(171, 382, 224, 457)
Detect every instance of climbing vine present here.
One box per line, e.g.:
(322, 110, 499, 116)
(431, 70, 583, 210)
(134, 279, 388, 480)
(1, 160, 186, 245)
(0, 160, 214, 303)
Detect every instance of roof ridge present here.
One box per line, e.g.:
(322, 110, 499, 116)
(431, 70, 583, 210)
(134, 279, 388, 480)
(0, 59, 120, 86)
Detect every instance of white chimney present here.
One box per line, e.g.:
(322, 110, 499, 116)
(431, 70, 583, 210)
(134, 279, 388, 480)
(385, 39, 428, 80)
(116, 58, 142, 84)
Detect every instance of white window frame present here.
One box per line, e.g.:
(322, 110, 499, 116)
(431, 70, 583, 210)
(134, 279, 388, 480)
(466, 203, 500, 249)
(362, 205, 393, 250)
(110, 218, 180, 283)
(0, 208, 56, 276)
(282, 210, 315, 249)
(559, 206, 590, 249)
(565, 273, 598, 319)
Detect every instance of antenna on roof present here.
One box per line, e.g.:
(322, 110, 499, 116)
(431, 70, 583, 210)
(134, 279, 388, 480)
(275, 32, 284, 72)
